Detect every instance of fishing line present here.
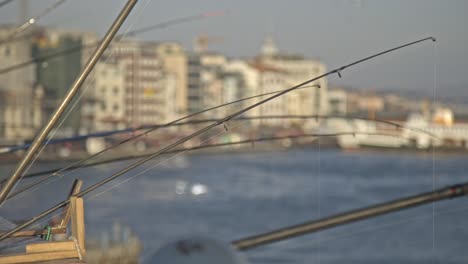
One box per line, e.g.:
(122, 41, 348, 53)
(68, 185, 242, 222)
(431, 36, 438, 257)
(317, 133, 321, 264)
(0, 11, 225, 75)
(5, 161, 81, 203)
(84, 119, 247, 202)
(123, 11, 225, 37)
(1, 0, 66, 42)
(3, 0, 153, 205)
(0, 37, 437, 241)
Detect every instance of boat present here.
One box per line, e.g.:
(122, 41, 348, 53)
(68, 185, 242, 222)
(327, 117, 408, 150)
(331, 108, 468, 152)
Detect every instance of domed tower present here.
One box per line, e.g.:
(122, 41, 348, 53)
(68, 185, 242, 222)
(260, 35, 278, 57)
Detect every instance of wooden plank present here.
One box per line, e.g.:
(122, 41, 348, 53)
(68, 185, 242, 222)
(0, 227, 67, 237)
(0, 250, 78, 264)
(70, 196, 86, 256)
(60, 179, 83, 227)
(26, 241, 76, 253)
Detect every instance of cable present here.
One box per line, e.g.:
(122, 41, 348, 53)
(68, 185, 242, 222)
(0, 11, 225, 74)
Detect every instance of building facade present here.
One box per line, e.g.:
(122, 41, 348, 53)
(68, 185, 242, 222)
(31, 28, 98, 135)
(82, 40, 178, 133)
(0, 25, 38, 143)
(257, 37, 328, 124)
(187, 52, 227, 116)
(156, 43, 187, 117)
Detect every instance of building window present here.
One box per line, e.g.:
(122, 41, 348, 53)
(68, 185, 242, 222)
(113, 86, 119, 95)
(4, 46, 11, 56)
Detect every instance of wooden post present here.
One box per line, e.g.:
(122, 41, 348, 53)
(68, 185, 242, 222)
(60, 179, 83, 227)
(26, 241, 77, 253)
(70, 196, 86, 256)
(0, 189, 87, 263)
(0, 250, 79, 264)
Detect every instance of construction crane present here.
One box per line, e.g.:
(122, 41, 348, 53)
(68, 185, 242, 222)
(193, 33, 223, 53)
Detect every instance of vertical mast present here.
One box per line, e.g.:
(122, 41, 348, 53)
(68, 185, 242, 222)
(0, 0, 139, 206)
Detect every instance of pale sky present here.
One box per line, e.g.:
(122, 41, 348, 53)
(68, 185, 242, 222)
(1, 0, 467, 100)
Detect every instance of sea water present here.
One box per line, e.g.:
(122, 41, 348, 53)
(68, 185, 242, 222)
(1, 149, 468, 263)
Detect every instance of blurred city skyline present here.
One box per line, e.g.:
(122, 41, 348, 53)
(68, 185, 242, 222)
(1, 0, 467, 99)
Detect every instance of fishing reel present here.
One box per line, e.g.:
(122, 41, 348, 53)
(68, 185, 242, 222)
(148, 236, 249, 264)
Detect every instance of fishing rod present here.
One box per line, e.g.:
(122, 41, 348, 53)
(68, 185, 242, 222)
(0, 36, 435, 241)
(0, 0, 14, 9)
(1, 11, 225, 46)
(123, 11, 225, 37)
(5, 131, 402, 200)
(0, 0, 66, 43)
(0, 0, 139, 207)
(0, 11, 225, 75)
(232, 182, 468, 251)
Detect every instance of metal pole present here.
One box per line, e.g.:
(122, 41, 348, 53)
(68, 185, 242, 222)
(0, 0, 138, 206)
(232, 183, 468, 251)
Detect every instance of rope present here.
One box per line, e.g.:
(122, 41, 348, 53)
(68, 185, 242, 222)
(41, 225, 52, 241)
(70, 236, 83, 260)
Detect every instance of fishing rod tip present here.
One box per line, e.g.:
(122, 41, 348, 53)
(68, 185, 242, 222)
(203, 10, 227, 17)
